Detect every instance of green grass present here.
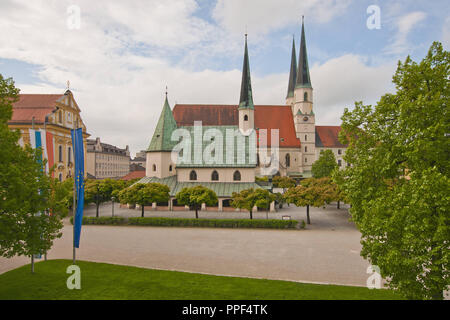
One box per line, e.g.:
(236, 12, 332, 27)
(0, 260, 403, 300)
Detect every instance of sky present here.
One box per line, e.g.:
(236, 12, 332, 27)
(1, 0, 449, 157)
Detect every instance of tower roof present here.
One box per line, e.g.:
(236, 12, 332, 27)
(238, 34, 254, 110)
(286, 36, 297, 99)
(147, 94, 178, 152)
(295, 18, 312, 88)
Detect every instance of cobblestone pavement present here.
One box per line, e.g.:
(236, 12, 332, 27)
(1, 203, 373, 287)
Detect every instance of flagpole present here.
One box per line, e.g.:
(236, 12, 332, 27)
(72, 122, 77, 265)
(31, 117, 35, 273)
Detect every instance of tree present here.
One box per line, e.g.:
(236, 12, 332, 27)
(336, 42, 449, 299)
(84, 179, 116, 217)
(272, 176, 296, 191)
(0, 74, 63, 272)
(47, 176, 73, 217)
(284, 178, 336, 224)
(312, 149, 338, 178)
(176, 186, 217, 219)
(121, 183, 170, 217)
(231, 188, 275, 219)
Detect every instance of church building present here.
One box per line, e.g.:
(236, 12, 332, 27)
(138, 20, 347, 211)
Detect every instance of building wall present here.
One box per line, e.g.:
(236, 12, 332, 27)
(177, 167, 255, 183)
(86, 137, 130, 179)
(146, 151, 176, 178)
(315, 147, 348, 168)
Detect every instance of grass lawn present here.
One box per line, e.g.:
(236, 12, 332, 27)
(0, 259, 403, 300)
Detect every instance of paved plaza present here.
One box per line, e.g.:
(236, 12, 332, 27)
(0, 203, 373, 287)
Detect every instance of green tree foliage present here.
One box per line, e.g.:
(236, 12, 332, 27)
(335, 42, 449, 299)
(272, 176, 296, 190)
(47, 176, 73, 217)
(231, 188, 276, 220)
(284, 178, 337, 224)
(84, 179, 129, 217)
(0, 74, 63, 266)
(120, 183, 170, 217)
(312, 149, 338, 178)
(176, 186, 217, 219)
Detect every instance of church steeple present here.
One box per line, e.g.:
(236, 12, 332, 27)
(286, 36, 297, 101)
(295, 17, 311, 88)
(147, 92, 177, 152)
(238, 34, 254, 110)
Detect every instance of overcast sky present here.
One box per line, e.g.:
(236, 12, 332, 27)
(1, 0, 449, 157)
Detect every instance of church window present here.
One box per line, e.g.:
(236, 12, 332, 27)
(153, 164, 156, 171)
(233, 170, 241, 181)
(211, 170, 219, 181)
(169, 165, 173, 172)
(305, 146, 307, 153)
(304, 92, 308, 101)
(305, 135, 307, 141)
(285, 154, 290, 167)
(59, 145, 63, 162)
(244, 115, 248, 121)
(305, 157, 307, 163)
(190, 170, 197, 181)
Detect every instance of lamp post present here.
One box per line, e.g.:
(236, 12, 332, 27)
(111, 196, 115, 217)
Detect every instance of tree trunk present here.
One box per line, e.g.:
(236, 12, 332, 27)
(141, 205, 144, 217)
(306, 205, 311, 224)
(337, 200, 340, 209)
(250, 210, 253, 220)
(96, 201, 99, 218)
(195, 207, 198, 219)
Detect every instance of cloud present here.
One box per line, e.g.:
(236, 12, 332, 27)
(0, 0, 395, 157)
(442, 17, 450, 50)
(385, 11, 427, 54)
(212, 0, 352, 35)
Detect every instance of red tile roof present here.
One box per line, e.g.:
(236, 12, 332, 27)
(315, 126, 347, 148)
(121, 170, 146, 181)
(9, 94, 63, 123)
(172, 104, 301, 148)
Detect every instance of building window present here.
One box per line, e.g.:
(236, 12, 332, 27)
(233, 170, 241, 181)
(68, 147, 71, 164)
(305, 157, 307, 163)
(153, 164, 156, 171)
(304, 92, 308, 101)
(305, 146, 307, 153)
(244, 115, 248, 121)
(338, 149, 342, 155)
(189, 170, 197, 181)
(305, 135, 307, 141)
(59, 145, 63, 162)
(338, 160, 342, 167)
(169, 165, 172, 172)
(211, 170, 219, 181)
(59, 173, 62, 182)
(285, 153, 290, 167)
(58, 111, 62, 123)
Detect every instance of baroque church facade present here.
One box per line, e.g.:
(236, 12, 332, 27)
(139, 21, 347, 210)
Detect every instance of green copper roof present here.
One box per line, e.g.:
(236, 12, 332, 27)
(238, 35, 254, 110)
(176, 125, 257, 168)
(286, 36, 297, 99)
(295, 19, 312, 89)
(137, 175, 262, 198)
(147, 95, 178, 152)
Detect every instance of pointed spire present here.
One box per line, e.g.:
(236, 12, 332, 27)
(296, 16, 312, 88)
(238, 34, 254, 109)
(147, 91, 178, 152)
(286, 35, 297, 99)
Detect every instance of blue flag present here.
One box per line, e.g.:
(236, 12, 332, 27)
(71, 128, 85, 248)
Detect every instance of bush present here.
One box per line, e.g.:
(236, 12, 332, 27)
(70, 216, 303, 230)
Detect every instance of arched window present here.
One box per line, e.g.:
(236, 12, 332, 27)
(233, 170, 241, 181)
(305, 146, 307, 153)
(68, 147, 72, 164)
(211, 170, 219, 181)
(244, 115, 248, 121)
(152, 164, 156, 172)
(304, 92, 308, 101)
(58, 145, 63, 162)
(189, 170, 197, 181)
(169, 165, 173, 172)
(285, 153, 290, 167)
(305, 134, 307, 141)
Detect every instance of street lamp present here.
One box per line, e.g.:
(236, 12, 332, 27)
(111, 196, 116, 217)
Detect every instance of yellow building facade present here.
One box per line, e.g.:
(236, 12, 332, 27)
(8, 90, 89, 181)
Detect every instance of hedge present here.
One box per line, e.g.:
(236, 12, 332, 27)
(70, 216, 303, 230)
